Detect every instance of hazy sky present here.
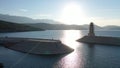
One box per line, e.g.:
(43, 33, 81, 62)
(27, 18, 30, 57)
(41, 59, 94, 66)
(0, 0, 120, 26)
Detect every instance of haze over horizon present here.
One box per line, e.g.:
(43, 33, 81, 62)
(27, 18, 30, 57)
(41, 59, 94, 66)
(0, 0, 120, 26)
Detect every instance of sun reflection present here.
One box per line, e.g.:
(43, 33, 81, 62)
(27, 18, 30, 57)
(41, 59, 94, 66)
(61, 30, 82, 49)
(58, 52, 81, 68)
(56, 30, 85, 68)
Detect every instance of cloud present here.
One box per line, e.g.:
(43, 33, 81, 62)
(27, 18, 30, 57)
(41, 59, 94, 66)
(19, 9, 28, 12)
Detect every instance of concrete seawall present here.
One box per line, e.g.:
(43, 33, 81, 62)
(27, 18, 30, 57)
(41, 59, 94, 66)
(0, 37, 74, 55)
(77, 22, 120, 46)
(77, 36, 120, 46)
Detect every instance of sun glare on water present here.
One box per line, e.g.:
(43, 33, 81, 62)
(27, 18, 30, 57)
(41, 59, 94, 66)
(59, 2, 88, 25)
(61, 30, 82, 49)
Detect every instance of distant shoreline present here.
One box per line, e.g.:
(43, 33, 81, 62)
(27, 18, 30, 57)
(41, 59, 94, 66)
(0, 29, 45, 33)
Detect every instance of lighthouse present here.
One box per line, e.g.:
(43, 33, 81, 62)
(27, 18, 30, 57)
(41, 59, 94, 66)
(88, 22, 95, 36)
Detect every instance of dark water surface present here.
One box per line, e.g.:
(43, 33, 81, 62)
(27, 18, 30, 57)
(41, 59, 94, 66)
(0, 30, 120, 68)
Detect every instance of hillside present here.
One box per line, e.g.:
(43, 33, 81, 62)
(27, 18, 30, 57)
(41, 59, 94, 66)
(25, 23, 120, 30)
(25, 23, 102, 30)
(0, 14, 120, 30)
(0, 20, 44, 32)
(103, 26, 120, 30)
(0, 14, 61, 24)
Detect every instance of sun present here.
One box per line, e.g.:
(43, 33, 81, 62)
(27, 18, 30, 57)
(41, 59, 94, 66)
(59, 2, 88, 25)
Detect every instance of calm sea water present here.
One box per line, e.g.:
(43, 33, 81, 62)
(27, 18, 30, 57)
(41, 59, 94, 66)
(0, 30, 120, 68)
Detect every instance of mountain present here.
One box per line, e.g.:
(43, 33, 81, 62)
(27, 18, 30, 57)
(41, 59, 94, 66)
(25, 23, 102, 30)
(0, 14, 120, 30)
(82, 24, 102, 30)
(0, 20, 44, 32)
(0, 14, 61, 24)
(25, 23, 82, 30)
(25, 23, 120, 30)
(103, 26, 120, 30)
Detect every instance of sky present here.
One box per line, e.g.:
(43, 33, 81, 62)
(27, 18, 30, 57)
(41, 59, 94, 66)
(0, 0, 120, 26)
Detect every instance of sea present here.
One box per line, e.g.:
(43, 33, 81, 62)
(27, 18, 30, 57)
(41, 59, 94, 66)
(0, 30, 120, 68)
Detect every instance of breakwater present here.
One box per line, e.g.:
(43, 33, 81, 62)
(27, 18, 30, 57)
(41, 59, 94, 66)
(0, 37, 74, 55)
(77, 36, 120, 45)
